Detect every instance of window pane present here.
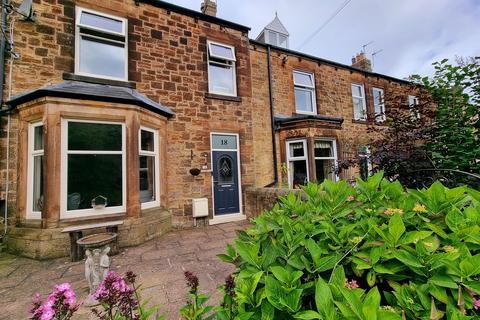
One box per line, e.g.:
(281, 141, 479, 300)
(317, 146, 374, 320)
(279, 35, 288, 48)
(139, 155, 156, 203)
(212, 134, 237, 150)
(294, 72, 313, 87)
(373, 89, 384, 114)
(80, 11, 123, 34)
(140, 130, 155, 152)
(34, 125, 44, 151)
(315, 159, 335, 182)
(217, 155, 234, 184)
(67, 154, 123, 210)
(295, 88, 314, 112)
(289, 142, 305, 158)
(315, 141, 333, 158)
(209, 63, 235, 95)
(353, 97, 366, 120)
(79, 36, 125, 79)
(352, 84, 362, 97)
(32, 155, 44, 212)
(209, 43, 235, 60)
(267, 31, 278, 45)
(290, 160, 308, 188)
(68, 122, 122, 151)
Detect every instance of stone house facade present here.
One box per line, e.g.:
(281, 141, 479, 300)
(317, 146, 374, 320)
(0, 0, 419, 259)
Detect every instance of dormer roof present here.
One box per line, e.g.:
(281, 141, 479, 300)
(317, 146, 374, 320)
(263, 13, 289, 36)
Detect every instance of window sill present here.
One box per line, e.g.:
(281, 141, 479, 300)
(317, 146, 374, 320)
(63, 73, 136, 89)
(351, 119, 369, 124)
(205, 92, 242, 102)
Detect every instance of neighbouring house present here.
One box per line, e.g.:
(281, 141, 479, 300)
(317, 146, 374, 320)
(0, 0, 419, 259)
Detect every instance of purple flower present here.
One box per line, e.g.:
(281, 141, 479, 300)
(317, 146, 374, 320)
(30, 283, 79, 320)
(184, 271, 199, 294)
(474, 298, 480, 310)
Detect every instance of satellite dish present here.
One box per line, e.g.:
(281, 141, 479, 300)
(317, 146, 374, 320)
(17, 0, 35, 21)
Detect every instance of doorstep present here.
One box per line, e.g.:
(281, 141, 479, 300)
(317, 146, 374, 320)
(209, 213, 247, 225)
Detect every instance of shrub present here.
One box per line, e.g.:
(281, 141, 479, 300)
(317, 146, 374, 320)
(219, 172, 480, 319)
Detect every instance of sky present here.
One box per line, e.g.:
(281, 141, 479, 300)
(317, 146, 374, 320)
(165, 0, 480, 79)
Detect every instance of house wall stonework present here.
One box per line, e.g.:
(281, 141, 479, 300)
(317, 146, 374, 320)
(0, 0, 255, 230)
(249, 43, 413, 186)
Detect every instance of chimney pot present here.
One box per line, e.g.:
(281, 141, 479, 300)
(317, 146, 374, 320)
(201, 0, 217, 16)
(351, 52, 372, 72)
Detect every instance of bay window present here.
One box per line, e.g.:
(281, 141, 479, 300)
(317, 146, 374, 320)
(314, 139, 337, 182)
(352, 84, 367, 120)
(286, 140, 309, 188)
(75, 7, 128, 80)
(139, 127, 160, 209)
(61, 120, 126, 218)
(207, 40, 237, 96)
(293, 70, 316, 114)
(27, 122, 44, 219)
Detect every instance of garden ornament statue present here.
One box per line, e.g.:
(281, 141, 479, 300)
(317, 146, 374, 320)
(85, 246, 111, 305)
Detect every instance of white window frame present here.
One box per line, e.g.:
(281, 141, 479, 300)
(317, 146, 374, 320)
(293, 70, 317, 115)
(314, 138, 338, 182)
(351, 83, 367, 120)
(139, 126, 160, 209)
(60, 119, 126, 219)
(373, 87, 386, 122)
(286, 139, 310, 188)
(75, 6, 128, 81)
(408, 95, 420, 119)
(207, 40, 237, 97)
(26, 122, 44, 220)
(266, 30, 288, 48)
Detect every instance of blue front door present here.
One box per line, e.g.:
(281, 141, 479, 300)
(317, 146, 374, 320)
(212, 150, 240, 215)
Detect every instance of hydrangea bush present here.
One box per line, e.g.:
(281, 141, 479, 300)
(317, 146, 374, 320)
(218, 172, 480, 319)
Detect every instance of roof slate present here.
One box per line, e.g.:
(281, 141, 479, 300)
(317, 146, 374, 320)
(7, 81, 174, 118)
(264, 14, 289, 36)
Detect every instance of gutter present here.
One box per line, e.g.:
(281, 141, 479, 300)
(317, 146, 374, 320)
(265, 45, 278, 188)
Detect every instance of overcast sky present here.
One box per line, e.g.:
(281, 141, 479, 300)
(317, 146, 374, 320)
(165, 0, 480, 79)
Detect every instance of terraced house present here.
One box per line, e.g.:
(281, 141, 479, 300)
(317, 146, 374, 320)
(0, 0, 419, 259)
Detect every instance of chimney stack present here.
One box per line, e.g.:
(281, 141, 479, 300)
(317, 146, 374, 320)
(351, 52, 372, 72)
(201, 0, 217, 16)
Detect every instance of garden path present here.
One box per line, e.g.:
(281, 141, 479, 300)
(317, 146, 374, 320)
(0, 221, 248, 319)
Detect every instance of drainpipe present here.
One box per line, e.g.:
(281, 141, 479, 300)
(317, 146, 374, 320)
(1, 0, 8, 237)
(264, 45, 278, 188)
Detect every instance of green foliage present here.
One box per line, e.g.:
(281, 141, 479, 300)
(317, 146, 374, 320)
(218, 172, 480, 319)
(412, 57, 480, 174)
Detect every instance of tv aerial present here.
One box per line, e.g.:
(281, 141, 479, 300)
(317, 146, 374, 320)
(6, 0, 36, 21)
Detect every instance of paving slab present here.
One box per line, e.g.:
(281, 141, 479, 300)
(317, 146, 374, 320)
(0, 221, 249, 320)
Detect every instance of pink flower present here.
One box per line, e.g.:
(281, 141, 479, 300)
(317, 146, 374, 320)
(474, 298, 480, 310)
(39, 308, 54, 320)
(345, 279, 359, 289)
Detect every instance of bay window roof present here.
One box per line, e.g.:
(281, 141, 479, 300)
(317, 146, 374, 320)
(7, 80, 174, 118)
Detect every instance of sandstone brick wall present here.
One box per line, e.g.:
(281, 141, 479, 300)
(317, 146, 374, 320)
(249, 43, 414, 187)
(0, 0, 255, 227)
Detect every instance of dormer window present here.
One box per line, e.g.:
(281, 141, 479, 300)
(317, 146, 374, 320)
(267, 30, 288, 48)
(256, 13, 290, 49)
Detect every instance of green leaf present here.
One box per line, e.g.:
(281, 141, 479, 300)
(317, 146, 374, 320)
(270, 266, 290, 284)
(388, 214, 406, 245)
(362, 287, 381, 320)
(236, 240, 261, 268)
(315, 277, 336, 320)
(293, 310, 321, 319)
(428, 274, 458, 289)
(393, 250, 424, 269)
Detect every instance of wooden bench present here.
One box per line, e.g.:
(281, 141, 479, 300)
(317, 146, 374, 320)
(61, 220, 124, 262)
